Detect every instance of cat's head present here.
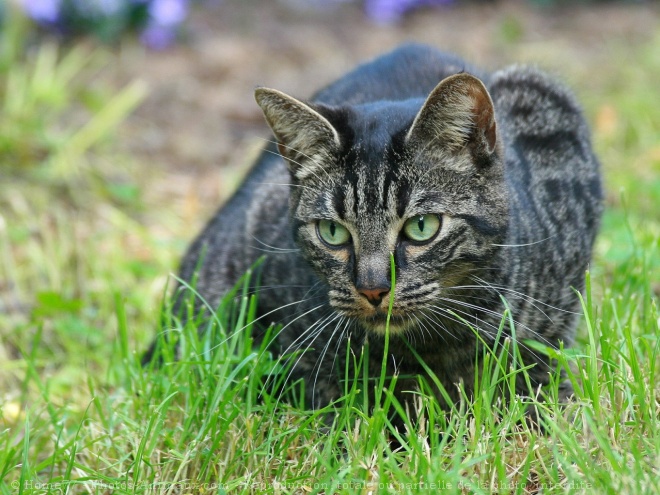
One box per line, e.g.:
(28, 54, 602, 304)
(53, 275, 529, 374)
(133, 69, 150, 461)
(255, 74, 508, 336)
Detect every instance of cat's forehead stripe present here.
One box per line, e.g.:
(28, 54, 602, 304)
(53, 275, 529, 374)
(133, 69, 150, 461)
(333, 183, 346, 219)
(354, 159, 386, 217)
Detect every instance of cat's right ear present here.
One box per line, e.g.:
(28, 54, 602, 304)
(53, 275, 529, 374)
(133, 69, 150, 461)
(405, 73, 499, 168)
(255, 88, 341, 180)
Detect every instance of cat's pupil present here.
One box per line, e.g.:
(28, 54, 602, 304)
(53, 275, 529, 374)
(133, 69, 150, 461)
(329, 222, 336, 237)
(417, 217, 425, 232)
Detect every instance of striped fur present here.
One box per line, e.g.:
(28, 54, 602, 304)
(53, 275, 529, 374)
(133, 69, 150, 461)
(150, 44, 602, 413)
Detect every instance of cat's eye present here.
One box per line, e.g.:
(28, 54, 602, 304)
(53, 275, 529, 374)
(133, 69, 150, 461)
(317, 219, 351, 246)
(402, 214, 441, 243)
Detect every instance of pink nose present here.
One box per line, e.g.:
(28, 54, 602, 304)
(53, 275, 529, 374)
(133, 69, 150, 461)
(359, 287, 390, 307)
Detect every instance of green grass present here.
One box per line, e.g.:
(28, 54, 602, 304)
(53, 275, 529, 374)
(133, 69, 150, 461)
(1, 15, 659, 495)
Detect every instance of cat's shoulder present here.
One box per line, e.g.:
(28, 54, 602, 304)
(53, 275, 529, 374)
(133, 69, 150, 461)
(362, 43, 470, 71)
(312, 44, 481, 106)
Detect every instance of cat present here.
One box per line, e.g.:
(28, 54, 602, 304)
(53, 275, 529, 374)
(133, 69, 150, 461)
(145, 44, 602, 416)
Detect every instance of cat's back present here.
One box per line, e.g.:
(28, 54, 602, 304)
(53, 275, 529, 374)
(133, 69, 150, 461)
(312, 43, 484, 105)
(489, 66, 599, 181)
(487, 66, 602, 327)
(489, 66, 602, 225)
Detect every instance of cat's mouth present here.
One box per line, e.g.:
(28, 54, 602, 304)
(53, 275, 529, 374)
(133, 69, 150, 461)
(359, 313, 411, 336)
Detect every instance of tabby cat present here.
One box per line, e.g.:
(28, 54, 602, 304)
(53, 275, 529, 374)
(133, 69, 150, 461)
(146, 44, 602, 414)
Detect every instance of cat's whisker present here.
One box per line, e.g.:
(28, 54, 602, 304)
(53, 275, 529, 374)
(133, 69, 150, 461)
(267, 310, 335, 382)
(327, 316, 354, 375)
(490, 235, 558, 248)
(247, 234, 300, 254)
(442, 276, 571, 329)
(411, 313, 433, 345)
(445, 281, 570, 343)
(428, 303, 501, 338)
(269, 307, 331, 359)
(427, 303, 551, 364)
(237, 284, 317, 294)
(310, 315, 349, 407)
(437, 296, 518, 323)
(451, 282, 557, 324)
(198, 296, 323, 356)
(411, 313, 427, 343)
(177, 290, 321, 356)
(417, 308, 459, 344)
(424, 305, 527, 364)
(275, 311, 340, 403)
(467, 275, 581, 314)
(436, 295, 556, 348)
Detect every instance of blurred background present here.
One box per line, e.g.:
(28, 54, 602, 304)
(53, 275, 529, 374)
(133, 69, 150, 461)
(118, 0, 659, 223)
(4, 0, 659, 210)
(1, 0, 659, 401)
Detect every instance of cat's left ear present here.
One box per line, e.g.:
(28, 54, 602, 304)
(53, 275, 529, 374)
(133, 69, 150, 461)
(405, 73, 499, 166)
(255, 87, 341, 180)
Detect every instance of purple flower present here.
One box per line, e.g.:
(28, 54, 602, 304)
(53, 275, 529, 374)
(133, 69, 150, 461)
(21, 0, 62, 24)
(139, 0, 189, 49)
(20, 0, 191, 49)
(140, 23, 177, 50)
(365, 0, 454, 24)
(147, 0, 188, 27)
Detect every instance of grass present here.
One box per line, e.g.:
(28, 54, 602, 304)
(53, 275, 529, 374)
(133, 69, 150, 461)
(1, 12, 659, 495)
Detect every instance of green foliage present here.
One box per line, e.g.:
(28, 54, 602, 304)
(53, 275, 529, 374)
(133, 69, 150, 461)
(0, 11, 146, 181)
(4, 230, 657, 492)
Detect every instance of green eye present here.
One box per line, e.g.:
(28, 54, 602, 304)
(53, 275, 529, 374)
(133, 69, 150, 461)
(317, 219, 351, 246)
(403, 214, 441, 243)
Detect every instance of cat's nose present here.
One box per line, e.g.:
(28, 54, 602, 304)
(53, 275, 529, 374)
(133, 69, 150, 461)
(358, 287, 390, 307)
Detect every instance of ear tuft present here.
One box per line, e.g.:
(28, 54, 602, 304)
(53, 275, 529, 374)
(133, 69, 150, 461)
(255, 88, 340, 179)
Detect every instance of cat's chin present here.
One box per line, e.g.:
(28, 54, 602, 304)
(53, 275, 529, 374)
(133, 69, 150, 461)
(359, 314, 412, 336)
